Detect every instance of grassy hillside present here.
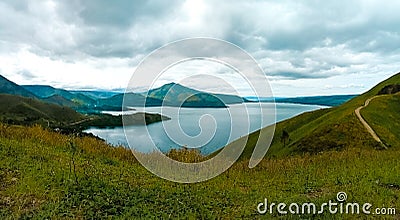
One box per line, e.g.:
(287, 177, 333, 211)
(70, 90, 122, 99)
(0, 93, 169, 133)
(0, 75, 37, 98)
(41, 95, 79, 107)
(0, 94, 84, 127)
(22, 85, 96, 107)
(239, 72, 400, 159)
(0, 124, 399, 219)
(361, 93, 400, 148)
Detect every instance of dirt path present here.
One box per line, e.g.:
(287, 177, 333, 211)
(355, 96, 387, 149)
(69, 117, 95, 126)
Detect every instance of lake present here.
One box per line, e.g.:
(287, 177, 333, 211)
(84, 103, 327, 155)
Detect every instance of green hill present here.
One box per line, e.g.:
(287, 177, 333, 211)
(41, 94, 79, 107)
(0, 75, 37, 98)
(147, 82, 243, 107)
(102, 83, 244, 108)
(69, 90, 122, 99)
(101, 93, 163, 107)
(22, 85, 96, 107)
(361, 93, 400, 148)
(239, 72, 400, 159)
(0, 93, 168, 132)
(0, 94, 84, 127)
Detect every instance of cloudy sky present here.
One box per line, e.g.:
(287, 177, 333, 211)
(0, 0, 399, 96)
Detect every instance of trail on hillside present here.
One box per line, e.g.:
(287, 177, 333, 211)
(355, 95, 387, 149)
(69, 117, 95, 126)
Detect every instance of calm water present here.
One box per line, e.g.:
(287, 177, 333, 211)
(85, 103, 327, 155)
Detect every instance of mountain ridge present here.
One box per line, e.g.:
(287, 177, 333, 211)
(1, 75, 358, 109)
(0, 93, 84, 127)
(0, 75, 37, 98)
(23, 85, 96, 107)
(146, 82, 244, 107)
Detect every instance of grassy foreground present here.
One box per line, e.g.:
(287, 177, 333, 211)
(0, 124, 399, 219)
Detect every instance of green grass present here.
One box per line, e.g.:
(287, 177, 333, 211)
(0, 124, 399, 219)
(361, 93, 400, 148)
(0, 94, 84, 127)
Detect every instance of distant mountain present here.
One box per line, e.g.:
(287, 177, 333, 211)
(146, 83, 244, 107)
(0, 75, 37, 98)
(275, 95, 358, 106)
(42, 94, 79, 107)
(6, 75, 357, 110)
(23, 85, 71, 98)
(70, 90, 122, 99)
(100, 93, 163, 108)
(23, 85, 96, 106)
(246, 95, 357, 106)
(101, 83, 244, 108)
(213, 93, 246, 105)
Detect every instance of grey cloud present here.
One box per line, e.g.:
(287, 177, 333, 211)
(267, 71, 324, 80)
(76, 0, 180, 28)
(217, 0, 400, 56)
(1, 0, 400, 91)
(17, 69, 36, 79)
(0, 0, 184, 59)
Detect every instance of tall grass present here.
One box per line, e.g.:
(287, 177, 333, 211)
(0, 123, 399, 219)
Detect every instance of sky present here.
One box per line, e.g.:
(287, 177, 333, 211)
(0, 0, 399, 97)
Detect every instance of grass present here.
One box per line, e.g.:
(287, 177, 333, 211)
(0, 94, 84, 128)
(0, 124, 399, 219)
(361, 93, 400, 148)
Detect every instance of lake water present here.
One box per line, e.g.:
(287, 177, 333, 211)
(84, 103, 327, 155)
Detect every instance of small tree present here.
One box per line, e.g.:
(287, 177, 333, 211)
(281, 130, 290, 147)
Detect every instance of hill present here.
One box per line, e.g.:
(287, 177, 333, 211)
(0, 75, 37, 98)
(100, 93, 163, 108)
(0, 93, 169, 132)
(237, 72, 400, 159)
(361, 93, 400, 148)
(23, 85, 96, 107)
(246, 95, 357, 106)
(102, 83, 244, 108)
(41, 94, 79, 107)
(275, 95, 357, 106)
(147, 83, 244, 107)
(69, 90, 122, 99)
(0, 93, 84, 127)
